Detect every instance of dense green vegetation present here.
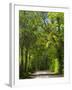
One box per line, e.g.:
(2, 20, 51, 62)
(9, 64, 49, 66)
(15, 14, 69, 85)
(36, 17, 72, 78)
(19, 11, 64, 79)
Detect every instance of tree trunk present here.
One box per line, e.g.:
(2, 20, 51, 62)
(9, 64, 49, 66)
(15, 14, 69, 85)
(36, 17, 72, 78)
(24, 49, 28, 72)
(19, 47, 24, 78)
(21, 47, 23, 66)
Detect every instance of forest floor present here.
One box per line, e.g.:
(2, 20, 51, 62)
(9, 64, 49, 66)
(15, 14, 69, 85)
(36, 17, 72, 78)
(29, 71, 64, 78)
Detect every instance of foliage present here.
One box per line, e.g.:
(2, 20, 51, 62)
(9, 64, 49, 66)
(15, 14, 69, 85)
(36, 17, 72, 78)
(19, 11, 64, 79)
